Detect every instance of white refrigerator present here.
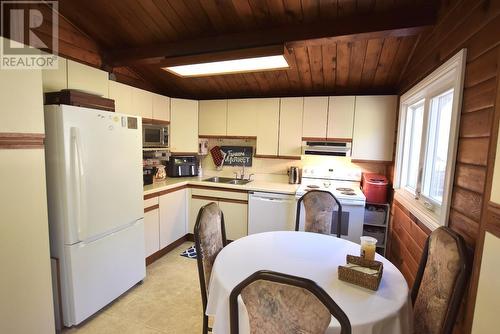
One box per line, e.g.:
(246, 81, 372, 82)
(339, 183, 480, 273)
(44, 104, 146, 326)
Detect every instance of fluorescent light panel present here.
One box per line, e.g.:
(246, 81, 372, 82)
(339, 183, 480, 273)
(164, 55, 289, 77)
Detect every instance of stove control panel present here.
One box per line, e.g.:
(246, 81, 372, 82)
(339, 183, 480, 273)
(302, 166, 362, 182)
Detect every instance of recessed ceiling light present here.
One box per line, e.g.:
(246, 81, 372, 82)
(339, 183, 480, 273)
(163, 55, 289, 77)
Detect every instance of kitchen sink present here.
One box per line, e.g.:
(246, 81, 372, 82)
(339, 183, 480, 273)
(203, 177, 235, 183)
(203, 177, 252, 185)
(226, 179, 252, 185)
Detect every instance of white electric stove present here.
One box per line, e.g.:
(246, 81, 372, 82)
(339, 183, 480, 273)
(295, 166, 366, 243)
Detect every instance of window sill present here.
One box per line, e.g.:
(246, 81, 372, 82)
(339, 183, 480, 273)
(394, 190, 441, 231)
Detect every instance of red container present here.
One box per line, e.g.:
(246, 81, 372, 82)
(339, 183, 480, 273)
(362, 173, 388, 204)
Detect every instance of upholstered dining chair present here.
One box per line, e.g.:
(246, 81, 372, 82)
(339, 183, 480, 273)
(194, 202, 228, 334)
(411, 226, 470, 334)
(295, 190, 343, 237)
(229, 270, 351, 334)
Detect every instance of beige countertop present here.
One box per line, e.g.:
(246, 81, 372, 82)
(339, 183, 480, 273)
(143, 176, 299, 196)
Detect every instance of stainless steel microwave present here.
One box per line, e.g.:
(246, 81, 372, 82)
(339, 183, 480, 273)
(142, 124, 169, 148)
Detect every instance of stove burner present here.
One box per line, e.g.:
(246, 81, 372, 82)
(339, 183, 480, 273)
(307, 185, 320, 189)
(341, 191, 356, 196)
(336, 187, 354, 192)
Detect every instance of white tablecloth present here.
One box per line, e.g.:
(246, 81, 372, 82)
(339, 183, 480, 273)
(206, 231, 412, 334)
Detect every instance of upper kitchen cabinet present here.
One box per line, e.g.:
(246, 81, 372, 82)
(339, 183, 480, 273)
(199, 99, 227, 136)
(302, 96, 329, 139)
(352, 95, 397, 162)
(227, 99, 258, 136)
(1, 64, 43, 133)
(255, 98, 280, 156)
(108, 81, 133, 115)
(170, 98, 199, 153)
(131, 87, 153, 119)
(42, 57, 67, 93)
(152, 93, 170, 123)
(67, 59, 109, 97)
(327, 96, 355, 140)
(279, 97, 303, 157)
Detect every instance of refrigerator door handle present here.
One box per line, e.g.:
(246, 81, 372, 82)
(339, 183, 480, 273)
(71, 127, 88, 242)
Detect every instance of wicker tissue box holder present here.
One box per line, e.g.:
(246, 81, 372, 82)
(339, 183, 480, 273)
(338, 255, 384, 291)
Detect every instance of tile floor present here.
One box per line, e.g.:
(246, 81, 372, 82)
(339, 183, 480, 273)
(62, 242, 203, 334)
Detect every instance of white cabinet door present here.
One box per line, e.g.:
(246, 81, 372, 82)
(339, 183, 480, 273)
(491, 129, 500, 204)
(131, 87, 153, 119)
(352, 95, 397, 161)
(108, 81, 133, 115)
(327, 96, 355, 140)
(67, 60, 109, 97)
(279, 97, 303, 157)
(159, 189, 187, 249)
(152, 93, 170, 122)
(256, 98, 280, 156)
(188, 197, 213, 234)
(302, 96, 328, 139)
(0, 64, 44, 134)
(171, 98, 199, 153)
(144, 209, 160, 257)
(227, 99, 258, 136)
(199, 100, 227, 136)
(42, 57, 67, 93)
(218, 200, 248, 240)
(471, 232, 500, 333)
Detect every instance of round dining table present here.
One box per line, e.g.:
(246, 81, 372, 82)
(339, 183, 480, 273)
(205, 231, 412, 334)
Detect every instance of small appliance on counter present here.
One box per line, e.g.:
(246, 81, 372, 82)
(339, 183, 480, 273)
(155, 165, 166, 181)
(288, 166, 300, 184)
(143, 149, 169, 185)
(143, 166, 156, 185)
(167, 155, 198, 177)
(362, 173, 388, 204)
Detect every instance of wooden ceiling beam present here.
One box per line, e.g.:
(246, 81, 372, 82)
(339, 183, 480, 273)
(105, 4, 437, 67)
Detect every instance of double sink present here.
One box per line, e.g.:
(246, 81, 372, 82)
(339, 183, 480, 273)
(203, 176, 252, 185)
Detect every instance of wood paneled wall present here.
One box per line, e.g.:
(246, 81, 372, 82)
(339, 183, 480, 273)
(389, 0, 500, 332)
(388, 200, 430, 287)
(0, 3, 157, 92)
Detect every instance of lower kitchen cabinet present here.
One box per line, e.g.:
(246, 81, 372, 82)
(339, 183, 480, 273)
(144, 208, 160, 257)
(159, 189, 188, 248)
(218, 200, 248, 240)
(189, 188, 248, 241)
(188, 197, 213, 234)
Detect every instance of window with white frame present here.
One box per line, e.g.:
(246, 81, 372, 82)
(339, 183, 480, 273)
(395, 49, 466, 230)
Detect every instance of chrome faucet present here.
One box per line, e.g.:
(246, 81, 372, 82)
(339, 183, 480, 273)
(233, 165, 254, 181)
(233, 165, 254, 180)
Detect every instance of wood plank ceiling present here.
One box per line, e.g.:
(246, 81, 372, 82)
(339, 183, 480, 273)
(58, 0, 439, 99)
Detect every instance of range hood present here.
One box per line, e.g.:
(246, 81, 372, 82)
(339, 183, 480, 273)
(302, 141, 352, 157)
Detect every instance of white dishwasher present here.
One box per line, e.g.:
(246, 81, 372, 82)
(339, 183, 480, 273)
(248, 191, 297, 234)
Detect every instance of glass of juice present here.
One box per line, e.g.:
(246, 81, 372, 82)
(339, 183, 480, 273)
(360, 236, 378, 261)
